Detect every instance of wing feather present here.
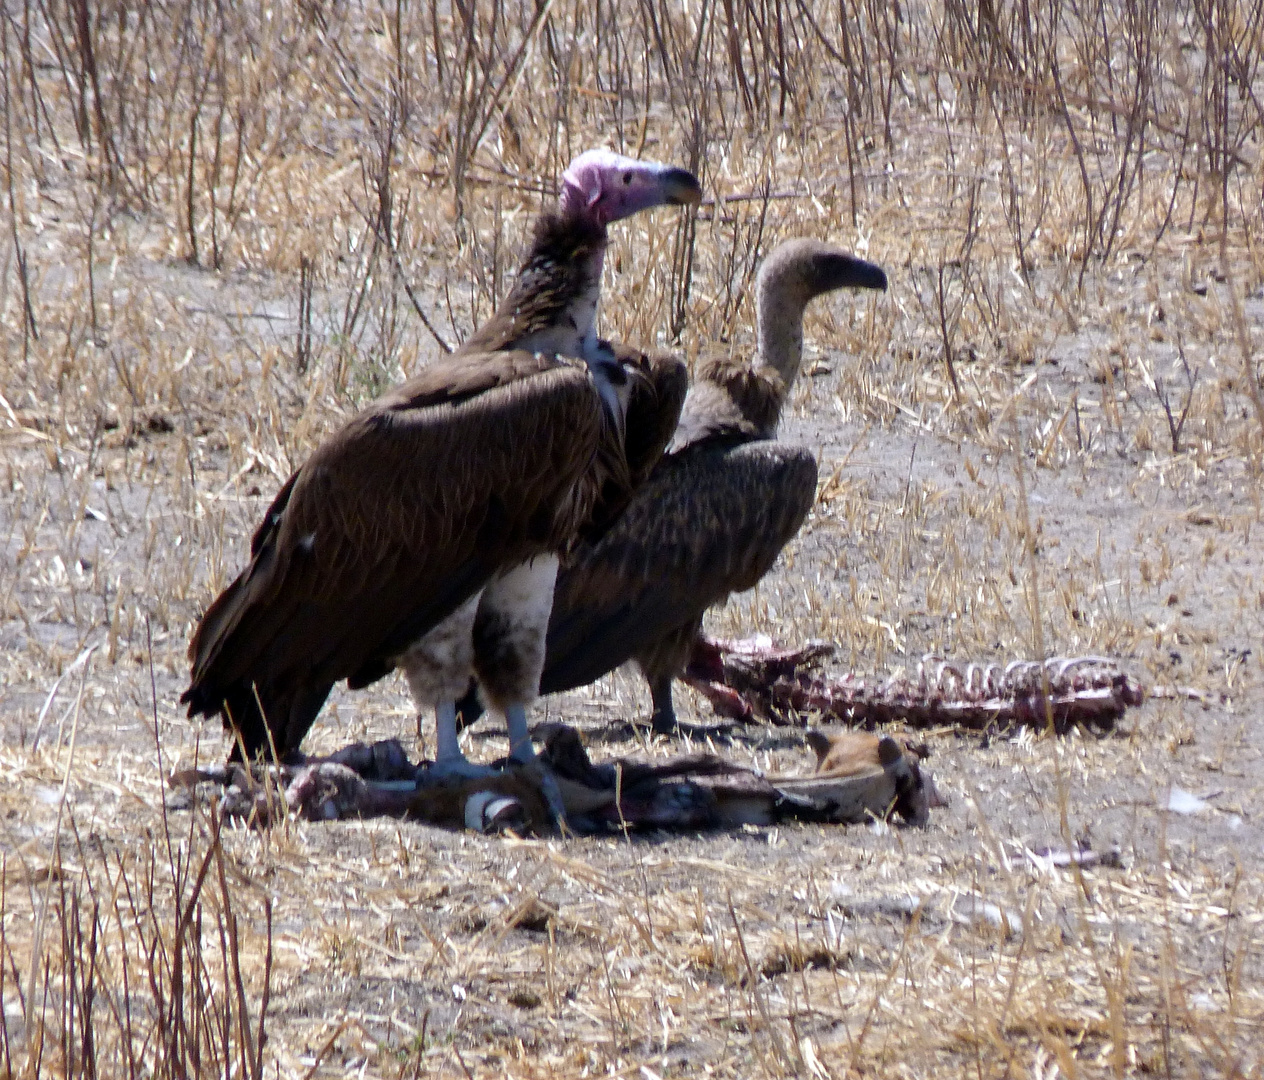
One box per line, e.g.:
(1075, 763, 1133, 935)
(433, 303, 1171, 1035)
(541, 440, 818, 696)
(670, 361, 784, 451)
(185, 350, 607, 753)
(616, 346, 688, 486)
(580, 345, 688, 542)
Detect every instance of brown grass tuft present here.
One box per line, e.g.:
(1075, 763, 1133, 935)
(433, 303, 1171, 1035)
(3, 0, 1264, 1075)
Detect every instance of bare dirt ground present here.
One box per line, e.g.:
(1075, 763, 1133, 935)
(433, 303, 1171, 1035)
(4, 2, 1264, 1077)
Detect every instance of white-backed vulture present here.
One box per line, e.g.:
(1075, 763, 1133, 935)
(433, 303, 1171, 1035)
(182, 150, 701, 773)
(456, 239, 886, 734)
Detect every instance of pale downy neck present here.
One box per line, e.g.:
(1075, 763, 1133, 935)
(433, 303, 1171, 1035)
(505, 223, 625, 433)
(573, 245, 608, 364)
(568, 244, 627, 434)
(751, 273, 809, 410)
(509, 241, 608, 362)
(562, 242, 627, 436)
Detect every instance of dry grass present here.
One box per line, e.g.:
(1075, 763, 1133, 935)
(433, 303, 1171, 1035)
(3, 0, 1264, 1075)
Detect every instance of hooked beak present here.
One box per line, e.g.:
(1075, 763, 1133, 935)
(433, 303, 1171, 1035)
(839, 256, 887, 291)
(660, 166, 703, 207)
(815, 251, 887, 293)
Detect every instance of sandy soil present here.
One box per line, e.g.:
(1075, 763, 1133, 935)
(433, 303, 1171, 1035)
(5, 298, 1263, 1075)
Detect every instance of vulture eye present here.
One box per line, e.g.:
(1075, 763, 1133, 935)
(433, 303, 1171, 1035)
(623, 171, 633, 185)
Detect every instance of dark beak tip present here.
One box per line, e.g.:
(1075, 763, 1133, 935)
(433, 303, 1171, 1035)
(664, 167, 704, 206)
(851, 259, 888, 292)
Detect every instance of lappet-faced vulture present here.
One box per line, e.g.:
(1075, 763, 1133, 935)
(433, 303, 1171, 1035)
(457, 239, 886, 734)
(182, 150, 700, 777)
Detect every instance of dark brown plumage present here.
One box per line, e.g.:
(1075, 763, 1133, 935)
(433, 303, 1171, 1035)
(457, 239, 887, 734)
(542, 435, 820, 729)
(184, 352, 616, 760)
(183, 150, 701, 769)
(461, 214, 606, 356)
(580, 344, 689, 540)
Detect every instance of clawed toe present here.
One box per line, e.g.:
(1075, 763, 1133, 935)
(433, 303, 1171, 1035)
(505, 758, 568, 832)
(425, 758, 498, 782)
(649, 713, 733, 740)
(535, 770, 568, 829)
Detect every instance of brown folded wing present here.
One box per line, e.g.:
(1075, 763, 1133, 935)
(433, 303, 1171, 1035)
(579, 345, 688, 542)
(184, 349, 610, 758)
(619, 347, 689, 487)
(541, 439, 819, 698)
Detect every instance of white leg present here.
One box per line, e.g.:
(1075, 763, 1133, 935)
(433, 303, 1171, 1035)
(505, 703, 534, 763)
(503, 702, 566, 825)
(435, 700, 463, 764)
(430, 700, 497, 779)
(401, 593, 480, 718)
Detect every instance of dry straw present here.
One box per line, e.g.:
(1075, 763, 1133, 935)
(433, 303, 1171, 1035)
(2, 0, 1263, 1075)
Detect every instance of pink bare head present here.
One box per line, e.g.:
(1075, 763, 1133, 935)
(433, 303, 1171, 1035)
(559, 149, 702, 228)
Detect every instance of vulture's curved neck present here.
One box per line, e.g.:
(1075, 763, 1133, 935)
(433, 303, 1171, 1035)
(507, 213, 609, 360)
(511, 249, 607, 362)
(676, 277, 806, 445)
(463, 211, 611, 367)
(496, 211, 627, 434)
(752, 276, 807, 403)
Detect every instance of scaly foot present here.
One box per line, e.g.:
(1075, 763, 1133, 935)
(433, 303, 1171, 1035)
(425, 755, 498, 782)
(650, 710, 734, 741)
